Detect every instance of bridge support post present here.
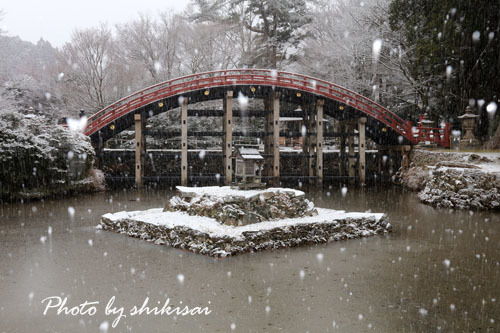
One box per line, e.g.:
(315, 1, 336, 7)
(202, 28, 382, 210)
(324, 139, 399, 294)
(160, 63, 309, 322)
(265, 92, 280, 186)
(348, 123, 355, 184)
(181, 97, 188, 186)
(339, 122, 346, 178)
(316, 100, 324, 186)
(134, 113, 145, 188)
(272, 92, 280, 186)
(358, 117, 366, 185)
(302, 103, 315, 182)
(308, 112, 315, 179)
(301, 104, 309, 179)
(222, 91, 233, 185)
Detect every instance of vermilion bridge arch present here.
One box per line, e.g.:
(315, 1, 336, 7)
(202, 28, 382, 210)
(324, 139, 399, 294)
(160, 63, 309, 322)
(84, 69, 450, 186)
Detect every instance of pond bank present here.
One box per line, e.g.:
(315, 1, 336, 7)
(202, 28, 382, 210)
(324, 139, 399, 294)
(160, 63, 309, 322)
(398, 149, 500, 210)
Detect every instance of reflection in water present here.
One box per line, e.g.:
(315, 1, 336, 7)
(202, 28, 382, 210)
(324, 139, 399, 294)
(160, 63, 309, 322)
(0, 186, 499, 332)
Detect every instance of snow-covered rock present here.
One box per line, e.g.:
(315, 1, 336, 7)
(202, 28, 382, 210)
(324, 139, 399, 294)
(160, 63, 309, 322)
(418, 166, 500, 210)
(99, 186, 390, 257)
(399, 149, 500, 210)
(99, 207, 390, 257)
(165, 186, 316, 226)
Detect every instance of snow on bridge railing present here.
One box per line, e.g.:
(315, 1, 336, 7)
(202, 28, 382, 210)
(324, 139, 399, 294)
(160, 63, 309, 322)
(85, 69, 415, 142)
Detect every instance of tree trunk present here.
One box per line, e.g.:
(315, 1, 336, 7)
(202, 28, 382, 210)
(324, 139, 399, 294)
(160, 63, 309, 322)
(485, 119, 500, 149)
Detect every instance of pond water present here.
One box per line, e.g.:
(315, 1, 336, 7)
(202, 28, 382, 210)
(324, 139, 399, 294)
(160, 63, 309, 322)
(1, 186, 499, 332)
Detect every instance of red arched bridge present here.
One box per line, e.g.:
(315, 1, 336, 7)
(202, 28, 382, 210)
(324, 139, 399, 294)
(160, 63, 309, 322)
(83, 69, 450, 187)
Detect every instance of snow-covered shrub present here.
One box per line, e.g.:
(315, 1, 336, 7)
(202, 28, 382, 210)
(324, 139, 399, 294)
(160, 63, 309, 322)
(0, 111, 98, 200)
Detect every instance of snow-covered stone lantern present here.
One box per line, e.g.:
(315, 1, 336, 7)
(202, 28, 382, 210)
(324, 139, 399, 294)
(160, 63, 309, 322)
(458, 106, 480, 149)
(416, 112, 437, 146)
(418, 112, 434, 128)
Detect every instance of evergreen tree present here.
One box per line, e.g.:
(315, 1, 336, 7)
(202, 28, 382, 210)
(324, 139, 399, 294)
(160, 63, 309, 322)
(389, 0, 500, 140)
(190, 0, 312, 68)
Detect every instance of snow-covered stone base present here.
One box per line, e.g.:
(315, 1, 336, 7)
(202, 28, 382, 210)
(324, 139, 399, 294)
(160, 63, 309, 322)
(98, 208, 391, 257)
(418, 167, 500, 210)
(399, 149, 500, 210)
(166, 186, 317, 226)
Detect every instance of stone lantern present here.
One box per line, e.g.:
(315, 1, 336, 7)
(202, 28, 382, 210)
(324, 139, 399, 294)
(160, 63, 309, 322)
(458, 106, 480, 149)
(419, 112, 434, 128)
(416, 112, 437, 146)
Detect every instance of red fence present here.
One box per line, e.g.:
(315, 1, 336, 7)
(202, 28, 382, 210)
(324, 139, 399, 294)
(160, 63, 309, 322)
(412, 122, 451, 148)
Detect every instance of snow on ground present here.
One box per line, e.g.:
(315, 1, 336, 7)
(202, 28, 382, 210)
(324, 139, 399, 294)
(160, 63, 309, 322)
(434, 150, 500, 160)
(427, 163, 500, 174)
(102, 208, 384, 240)
(477, 163, 500, 174)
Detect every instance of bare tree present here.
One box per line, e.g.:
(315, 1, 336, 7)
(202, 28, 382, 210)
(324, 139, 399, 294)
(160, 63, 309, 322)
(158, 11, 183, 80)
(61, 24, 116, 110)
(298, 0, 418, 116)
(178, 21, 239, 74)
(0, 10, 5, 35)
(116, 12, 182, 84)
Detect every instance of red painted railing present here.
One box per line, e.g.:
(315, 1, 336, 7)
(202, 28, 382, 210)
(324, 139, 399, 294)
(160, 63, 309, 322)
(84, 69, 421, 144)
(412, 122, 451, 148)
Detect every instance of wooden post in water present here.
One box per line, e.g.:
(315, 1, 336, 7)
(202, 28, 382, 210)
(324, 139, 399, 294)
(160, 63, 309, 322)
(134, 113, 145, 188)
(181, 97, 188, 186)
(301, 103, 309, 178)
(339, 122, 346, 178)
(302, 103, 315, 180)
(358, 117, 366, 185)
(264, 96, 272, 178)
(272, 92, 280, 186)
(308, 117, 315, 179)
(348, 123, 355, 183)
(223, 91, 233, 185)
(316, 99, 324, 186)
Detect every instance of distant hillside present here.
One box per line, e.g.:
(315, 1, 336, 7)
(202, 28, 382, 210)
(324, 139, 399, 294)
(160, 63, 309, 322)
(0, 36, 67, 118)
(0, 36, 60, 84)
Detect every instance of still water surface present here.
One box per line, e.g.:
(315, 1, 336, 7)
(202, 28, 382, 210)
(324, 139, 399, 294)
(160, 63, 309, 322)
(0, 186, 499, 332)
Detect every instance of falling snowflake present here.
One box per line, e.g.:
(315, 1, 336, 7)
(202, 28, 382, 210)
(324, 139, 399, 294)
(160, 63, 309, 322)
(237, 92, 248, 110)
(341, 186, 348, 197)
(372, 39, 383, 62)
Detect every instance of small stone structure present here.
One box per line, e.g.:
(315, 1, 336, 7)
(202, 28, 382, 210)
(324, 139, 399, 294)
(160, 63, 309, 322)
(418, 112, 435, 128)
(458, 106, 480, 149)
(416, 113, 437, 146)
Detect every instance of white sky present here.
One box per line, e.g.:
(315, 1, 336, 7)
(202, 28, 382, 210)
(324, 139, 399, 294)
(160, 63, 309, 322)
(1, 0, 191, 48)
